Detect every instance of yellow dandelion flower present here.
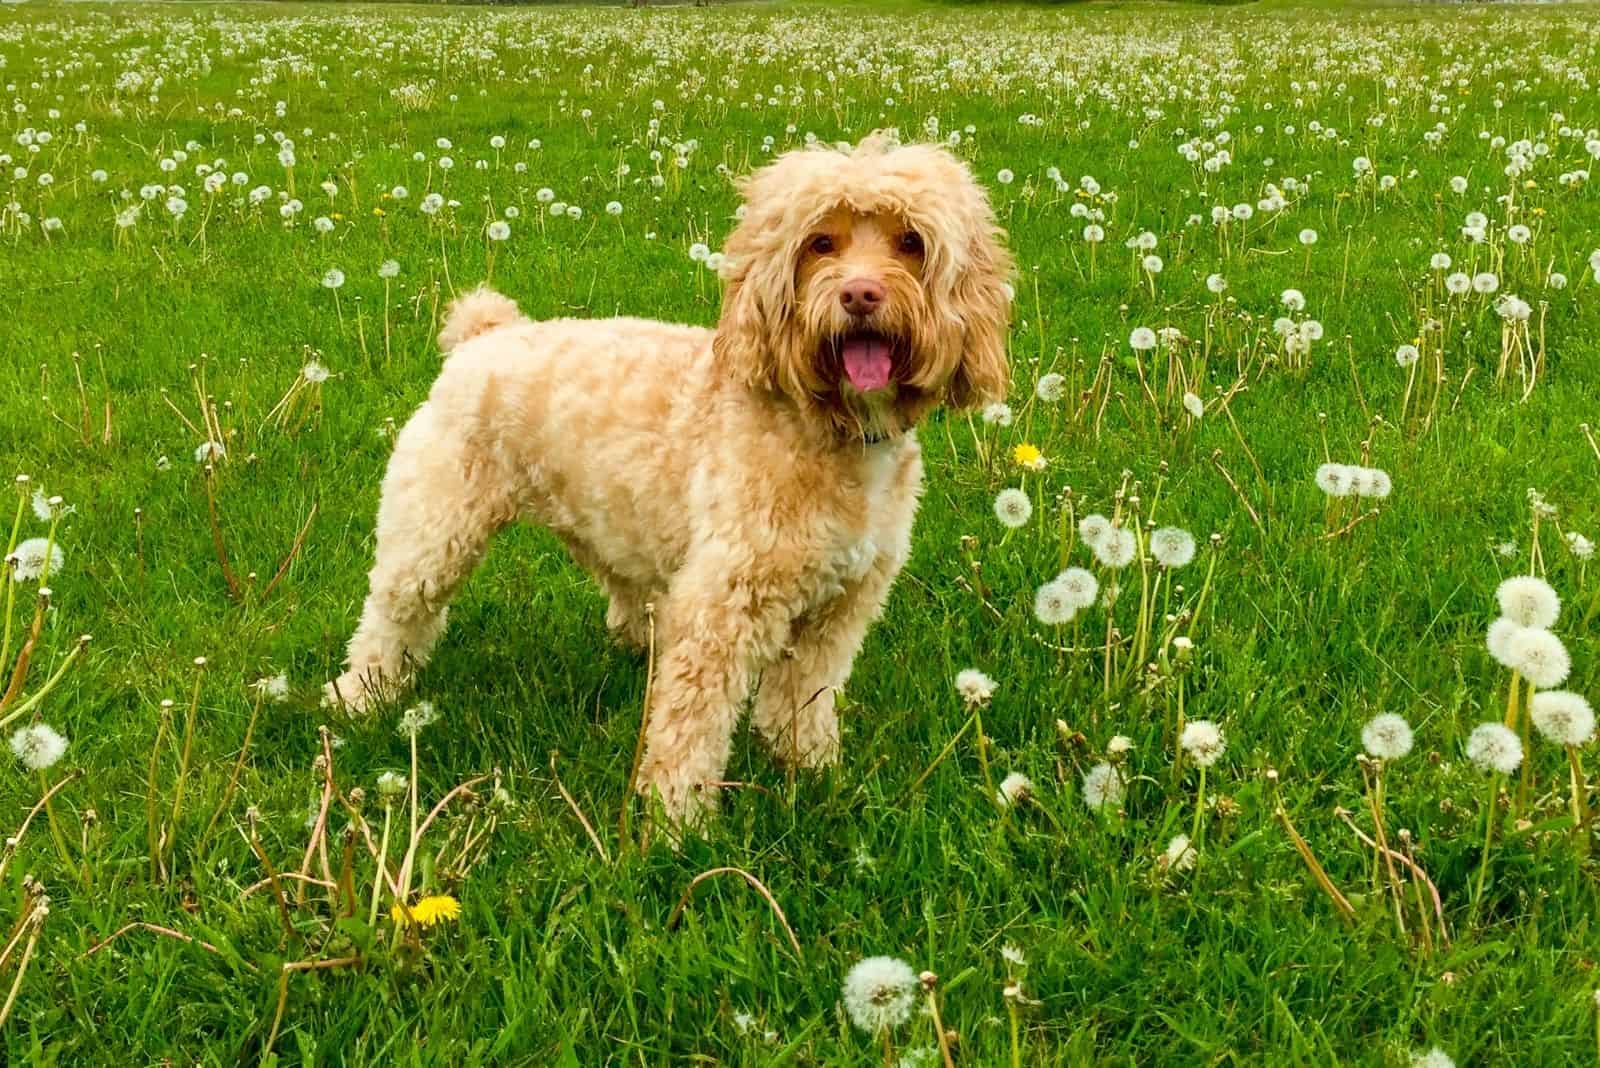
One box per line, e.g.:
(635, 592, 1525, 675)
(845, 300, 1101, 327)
(372, 207, 386, 217)
(1012, 443, 1042, 468)
(391, 894, 461, 928)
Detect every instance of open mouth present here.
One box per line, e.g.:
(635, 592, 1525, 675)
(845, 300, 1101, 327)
(831, 330, 898, 393)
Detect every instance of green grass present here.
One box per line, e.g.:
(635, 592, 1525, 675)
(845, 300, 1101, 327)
(3, 1, 1600, 1063)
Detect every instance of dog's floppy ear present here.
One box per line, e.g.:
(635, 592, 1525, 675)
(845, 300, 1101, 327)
(712, 158, 803, 391)
(711, 261, 777, 391)
(943, 170, 1014, 411)
(945, 230, 1013, 410)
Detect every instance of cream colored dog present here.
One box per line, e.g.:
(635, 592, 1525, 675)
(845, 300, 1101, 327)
(326, 134, 1012, 826)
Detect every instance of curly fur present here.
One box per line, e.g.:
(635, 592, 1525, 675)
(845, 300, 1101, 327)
(326, 134, 1013, 830)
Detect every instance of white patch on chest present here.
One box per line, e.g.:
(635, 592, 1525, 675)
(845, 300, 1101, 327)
(808, 441, 904, 609)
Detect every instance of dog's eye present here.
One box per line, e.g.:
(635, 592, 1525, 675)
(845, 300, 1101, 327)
(897, 231, 925, 256)
(809, 234, 835, 255)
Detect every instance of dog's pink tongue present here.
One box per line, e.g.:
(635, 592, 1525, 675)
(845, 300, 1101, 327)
(842, 337, 893, 392)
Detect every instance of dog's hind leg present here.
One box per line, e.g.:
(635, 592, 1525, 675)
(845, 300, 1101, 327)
(326, 402, 512, 711)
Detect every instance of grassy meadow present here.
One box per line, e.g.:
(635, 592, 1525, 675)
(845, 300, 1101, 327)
(3, 0, 1600, 1063)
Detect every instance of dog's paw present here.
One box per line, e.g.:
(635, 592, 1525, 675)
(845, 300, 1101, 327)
(322, 670, 388, 714)
(637, 774, 717, 846)
(604, 600, 650, 652)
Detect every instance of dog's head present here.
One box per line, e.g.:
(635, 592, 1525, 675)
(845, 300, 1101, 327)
(713, 133, 1013, 442)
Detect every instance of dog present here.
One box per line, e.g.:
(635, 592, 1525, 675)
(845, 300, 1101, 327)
(325, 133, 1013, 827)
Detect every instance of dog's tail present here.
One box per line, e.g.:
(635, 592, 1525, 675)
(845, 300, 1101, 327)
(438, 286, 522, 354)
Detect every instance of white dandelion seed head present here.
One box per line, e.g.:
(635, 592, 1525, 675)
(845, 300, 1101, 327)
(1033, 581, 1076, 626)
(487, 220, 510, 241)
(1078, 514, 1111, 549)
(997, 771, 1034, 808)
(1529, 691, 1595, 747)
(1565, 532, 1594, 561)
(1182, 391, 1204, 419)
(1466, 722, 1523, 775)
(9, 724, 67, 770)
(1411, 1048, 1455, 1068)
(1000, 943, 1026, 967)
(1315, 463, 1356, 498)
(1055, 567, 1099, 609)
(1141, 254, 1164, 274)
(301, 361, 329, 384)
(1429, 253, 1452, 271)
(1471, 271, 1499, 294)
(397, 701, 440, 738)
(378, 259, 400, 279)
(376, 770, 408, 799)
(254, 672, 290, 701)
(1395, 344, 1420, 368)
(1445, 272, 1471, 295)
(1361, 713, 1414, 760)
(981, 402, 1013, 427)
(1179, 719, 1226, 767)
(993, 488, 1032, 529)
(8, 538, 63, 583)
(1093, 526, 1137, 569)
(955, 669, 996, 708)
(1150, 527, 1196, 569)
(1298, 228, 1318, 245)
(1035, 373, 1066, 402)
(1507, 628, 1570, 689)
(321, 267, 345, 289)
(1162, 833, 1197, 873)
(1129, 327, 1158, 351)
(1349, 466, 1391, 499)
(1496, 575, 1560, 629)
(841, 956, 918, 1035)
(1081, 762, 1124, 812)
(1280, 288, 1306, 312)
(1486, 618, 1524, 669)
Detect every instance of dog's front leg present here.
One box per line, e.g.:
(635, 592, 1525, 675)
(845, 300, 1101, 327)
(635, 556, 801, 831)
(751, 546, 904, 770)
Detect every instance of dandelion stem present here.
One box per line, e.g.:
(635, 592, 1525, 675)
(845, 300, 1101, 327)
(1472, 774, 1502, 922)
(1275, 803, 1357, 925)
(1516, 676, 1535, 815)
(974, 706, 998, 813)
(199, 684, 266, 855)
(905, 711, 977, 798)
(1366, 763, 1407, 938)
(1008, 997, 1023, 1068)
(368, 802, 393, 929)
(164, 663, 205, 873)
(0, 908, 44, 1032)
(38, 769, 77, 880)
(1567, 747, 1590, 856)
(1192, 765, 1207, 850)
(0, 632, 88, 732)
(0, 488, 26, 672)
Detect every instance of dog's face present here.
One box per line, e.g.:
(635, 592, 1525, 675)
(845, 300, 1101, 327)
(714, 135, 1013, 442)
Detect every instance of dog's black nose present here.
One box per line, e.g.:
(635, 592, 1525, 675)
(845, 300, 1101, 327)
(840, 278, 885, 317)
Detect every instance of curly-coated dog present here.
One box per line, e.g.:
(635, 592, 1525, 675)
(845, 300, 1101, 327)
(326, 133, 1013, 827)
